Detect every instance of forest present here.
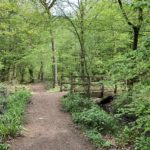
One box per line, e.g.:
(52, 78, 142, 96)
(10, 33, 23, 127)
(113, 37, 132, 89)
(0, 0, 150, 150)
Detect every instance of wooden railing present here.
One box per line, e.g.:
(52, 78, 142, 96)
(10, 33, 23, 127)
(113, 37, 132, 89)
(60, 75, 121, 98)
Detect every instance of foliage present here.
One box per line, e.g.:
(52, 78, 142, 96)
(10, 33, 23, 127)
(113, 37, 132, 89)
(0, 0, 51, 82)
(85, 129, 112, 148)
(0, 0, 149, 82)
(0, 83, 7, 97)
(0, 83, 8, 114)
(62, 93, 117, 148)
(135, 137, 150, 150)
(0, 89, 31, 147)
(62, 93, 93, 112)
(108, 35, 150, 149)
(114, 86, 150, 148)
(0, 0, 150, 149)
(73, 106, 117, 134)
(0, 144, 10, 150)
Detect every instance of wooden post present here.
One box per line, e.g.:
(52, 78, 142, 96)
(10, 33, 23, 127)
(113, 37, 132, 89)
(60, 75, 63, 92)
(114, 84, 117, 95)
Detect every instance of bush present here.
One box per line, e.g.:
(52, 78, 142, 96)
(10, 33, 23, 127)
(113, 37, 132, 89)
(0, 83, 8, 104)
(62, 93, 93, 112)
(0, 89, 31, 144)
(135, 137, 150, 150)
(114, 83, 150, 149)
(85, 129, 112, 148)
(73, 106, 118, 134)
(0, 83, 7, 96)
(0, 144, 10, 150)
(62, 93, 118, 148)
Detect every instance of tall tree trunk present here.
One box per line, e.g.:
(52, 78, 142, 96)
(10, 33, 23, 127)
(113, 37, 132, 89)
(20, 67, 25, 83)
(12, 63, 17, 80)
(80, 1, 90, 96)
(9, 63, 16, 83)
(38, 61, 44, 81)
(28, 66, 34, 83)
(50, 29, 58, 88)
(80, 1, 89, 78)
(80, 44, 86, 79)
(133, 27, 140, 50)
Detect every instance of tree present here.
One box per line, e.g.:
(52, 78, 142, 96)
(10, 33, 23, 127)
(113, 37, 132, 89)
(117, 0, 144, 50)
(0, 0, 51, 83)
(40, 0, 57, 10)
(57, 0, 99, 79)
(39, 0, 58, 87)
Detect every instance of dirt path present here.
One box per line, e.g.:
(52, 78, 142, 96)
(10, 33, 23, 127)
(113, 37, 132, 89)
(10, 83, 96, 150)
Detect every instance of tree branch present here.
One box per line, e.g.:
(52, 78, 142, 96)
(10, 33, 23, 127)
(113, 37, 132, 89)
(48, 0, 57, 10)
(57, 5, 82, 47)
(138, 7, 143, 27)
(40, 0, 57, 11)
(117, 0, 134, 27)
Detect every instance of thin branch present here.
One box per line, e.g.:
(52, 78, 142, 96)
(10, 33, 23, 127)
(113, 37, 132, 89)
(138, 7, 143, 27)
(66, 0, 80, 20)
(48, 0, 57, 10)
(57, 5, 82, 46)
(117, 0, 134, 27)
(40, 0, 57, 11)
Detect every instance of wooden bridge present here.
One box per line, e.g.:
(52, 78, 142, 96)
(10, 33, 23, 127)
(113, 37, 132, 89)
(60, 75, 125, 98)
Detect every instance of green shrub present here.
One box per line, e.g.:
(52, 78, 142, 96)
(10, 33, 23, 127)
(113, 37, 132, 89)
(0, 83, 8, 107)
(0, 83, 7, 95)
(85, 129, 112, 148)
(114, 84, 150, 149)
(135, 137, 150, 150)
(116, 126, 135, 147)
(62, 93, 118, 148)
(0, 143, 10, 150)
(73, 106, 118, 134)
(0, 89, 31, 144)
(62, 93, 93, 112)
(113, 91, 131, 112)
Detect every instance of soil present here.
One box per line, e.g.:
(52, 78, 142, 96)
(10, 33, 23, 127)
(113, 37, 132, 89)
(9, 83, 97, 150)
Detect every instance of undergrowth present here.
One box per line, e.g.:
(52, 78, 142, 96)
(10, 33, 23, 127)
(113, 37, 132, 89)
(113, 84, 150, 150)
(62, 93, 118, 149)
(62, 92, 150, 150)
(0, 89, 31, 150)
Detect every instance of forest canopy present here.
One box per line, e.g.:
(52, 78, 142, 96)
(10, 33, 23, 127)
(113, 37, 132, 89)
(0, 0, 150, 149)
(0, 0, 149, 83)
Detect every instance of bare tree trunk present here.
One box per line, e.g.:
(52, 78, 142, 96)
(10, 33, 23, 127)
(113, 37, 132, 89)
(28, 66, 34, 83)
(50, 29, 58, 88)
(80, 1, 90, 95)
(38, 61, 44, 81)
(12, 63, 17, 80)
(20, 67, 25, 83)
(80, 45, 86, 78)
(39, 0, 58, 86)
(80, 1, 89, 78)
(8, 63, 16, 83)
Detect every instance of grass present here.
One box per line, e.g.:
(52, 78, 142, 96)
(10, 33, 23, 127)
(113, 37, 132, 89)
(0, 89, 31, 150)
(62, 92, 150, 150)
(85, 129, 112, 148)
(62, 93, 118, 149)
